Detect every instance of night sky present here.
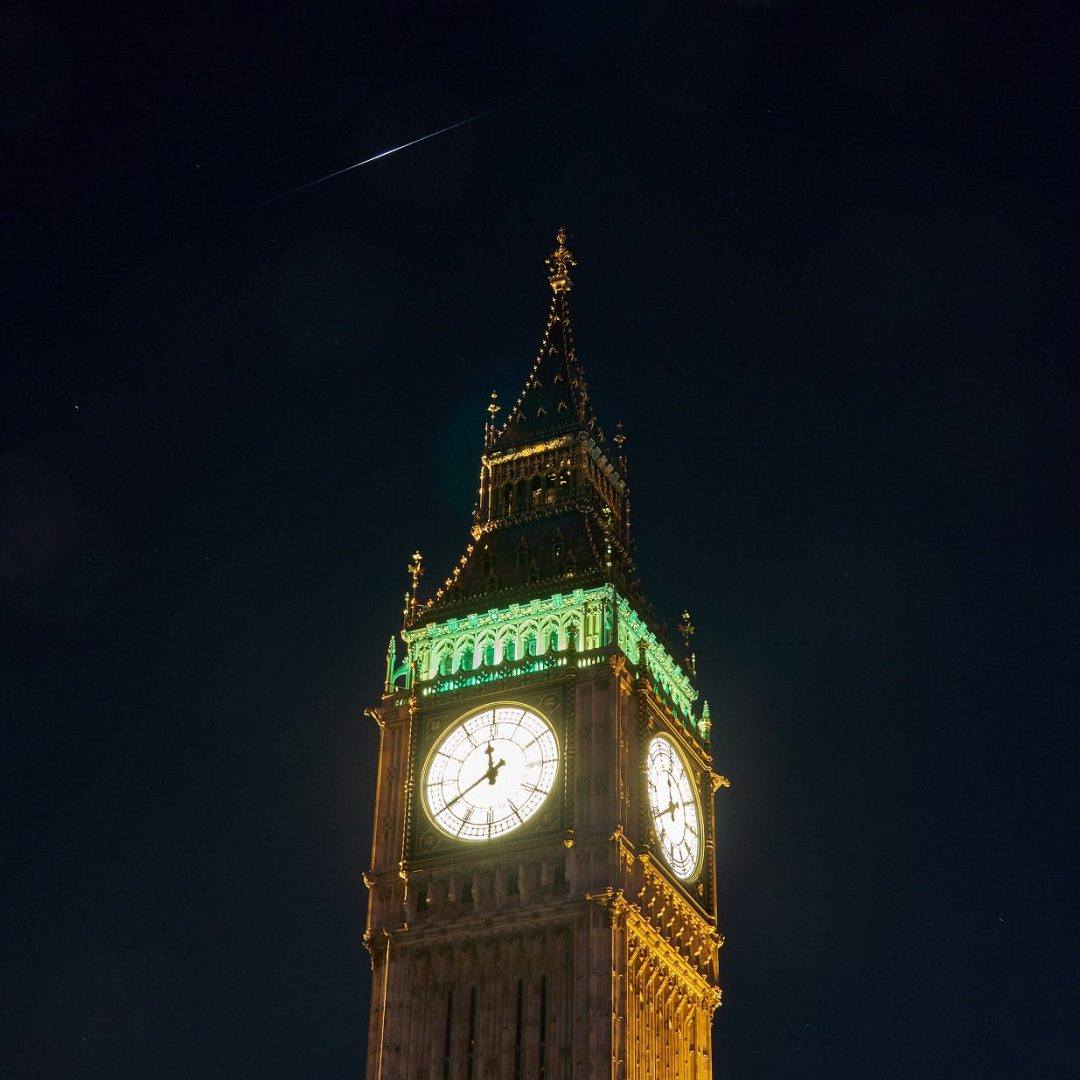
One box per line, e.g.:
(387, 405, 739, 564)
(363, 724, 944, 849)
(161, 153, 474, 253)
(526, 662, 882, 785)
(3, 5, 1075, 1078)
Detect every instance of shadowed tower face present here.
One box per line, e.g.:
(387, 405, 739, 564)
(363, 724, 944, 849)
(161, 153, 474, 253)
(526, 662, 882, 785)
(364, 230, 725, 1079)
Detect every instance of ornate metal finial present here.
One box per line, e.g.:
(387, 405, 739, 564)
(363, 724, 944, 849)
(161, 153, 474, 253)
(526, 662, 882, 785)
(679, 609, 697, 676)
(546, 226, 576, 294)
(408, 551, 424, 594)
(601, 505, 613, 575)
(403, 551, 424, 627)
(484, 391, 500, 448)
(613, 421, 626, 449)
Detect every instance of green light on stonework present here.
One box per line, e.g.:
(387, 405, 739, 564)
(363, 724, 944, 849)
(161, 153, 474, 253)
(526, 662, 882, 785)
(402, 586, 704, 738)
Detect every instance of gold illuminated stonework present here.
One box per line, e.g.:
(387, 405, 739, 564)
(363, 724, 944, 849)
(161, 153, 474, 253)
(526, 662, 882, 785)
(362, 233, 726, 1077)
(546, 226, 576, 294)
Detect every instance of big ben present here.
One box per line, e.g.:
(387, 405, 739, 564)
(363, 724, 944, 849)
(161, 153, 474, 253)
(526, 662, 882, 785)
(363, 229, 727, 1078)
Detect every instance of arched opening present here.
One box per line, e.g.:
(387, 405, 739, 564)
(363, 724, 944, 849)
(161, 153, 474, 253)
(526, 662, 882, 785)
(457, 641, 473, 672)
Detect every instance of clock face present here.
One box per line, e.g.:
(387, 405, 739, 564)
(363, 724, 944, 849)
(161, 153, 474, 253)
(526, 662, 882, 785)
(423, 704, 559, 842)
(646, 734, 702, 881)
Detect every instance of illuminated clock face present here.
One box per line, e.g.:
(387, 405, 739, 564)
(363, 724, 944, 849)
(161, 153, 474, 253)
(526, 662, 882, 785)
(646, 734, 702, 880)
(423, 705, 559, 842)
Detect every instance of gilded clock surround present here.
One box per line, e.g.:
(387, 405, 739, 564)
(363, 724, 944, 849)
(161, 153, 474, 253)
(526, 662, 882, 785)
(362, 231, 727, 1079)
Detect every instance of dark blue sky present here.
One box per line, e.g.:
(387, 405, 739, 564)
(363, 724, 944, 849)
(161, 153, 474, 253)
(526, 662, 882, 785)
(3, 5, 1075, 1077)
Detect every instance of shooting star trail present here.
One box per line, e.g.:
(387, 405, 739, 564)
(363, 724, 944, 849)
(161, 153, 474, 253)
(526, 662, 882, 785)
(253, 100, 519, 208)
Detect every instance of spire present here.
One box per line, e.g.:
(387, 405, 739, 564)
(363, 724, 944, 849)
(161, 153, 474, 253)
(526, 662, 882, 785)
(414, 229, 641, 628)
(492, 228, 595, 450)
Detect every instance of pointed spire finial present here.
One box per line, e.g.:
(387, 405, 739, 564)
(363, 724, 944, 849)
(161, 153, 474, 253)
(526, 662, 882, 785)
(408, 551, 424, 593)
(679, 609, 697, 676)
(484, 391, 500, 448)
(679, 610, 695, 648)
(403, 551, 424, 627)
(546, 226, 576, 294)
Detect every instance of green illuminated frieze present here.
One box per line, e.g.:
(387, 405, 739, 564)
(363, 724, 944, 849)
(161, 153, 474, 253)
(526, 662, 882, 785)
(614, 595, 697, 721)
(392, 586, 704, 740)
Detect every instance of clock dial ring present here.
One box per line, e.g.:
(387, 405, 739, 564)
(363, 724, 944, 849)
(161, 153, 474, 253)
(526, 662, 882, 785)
(646, 733, 703, 881)
(422, 703, 559, 842)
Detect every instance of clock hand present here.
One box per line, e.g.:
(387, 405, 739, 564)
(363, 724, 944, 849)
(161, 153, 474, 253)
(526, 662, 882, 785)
(445, 748, 508, 808)
(445, 766, 498, 809)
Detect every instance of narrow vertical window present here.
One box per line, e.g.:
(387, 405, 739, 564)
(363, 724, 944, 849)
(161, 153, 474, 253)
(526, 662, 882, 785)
(539, 973, 548, 1077)
(442, 988, 453, 1080)
(513, 978, 524, 1080)
(466, 985, 477, 1080)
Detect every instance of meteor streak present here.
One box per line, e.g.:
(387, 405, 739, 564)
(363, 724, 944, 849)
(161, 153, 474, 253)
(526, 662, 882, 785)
(253, 100, 518, 208)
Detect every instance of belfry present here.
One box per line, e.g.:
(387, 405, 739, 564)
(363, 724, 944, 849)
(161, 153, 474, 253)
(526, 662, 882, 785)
(364, 230, 727, 1078)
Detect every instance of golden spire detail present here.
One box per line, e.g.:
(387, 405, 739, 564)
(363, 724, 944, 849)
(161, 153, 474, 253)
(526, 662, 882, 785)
(545, 226, 576, 294)
(403, 550, 424, 627)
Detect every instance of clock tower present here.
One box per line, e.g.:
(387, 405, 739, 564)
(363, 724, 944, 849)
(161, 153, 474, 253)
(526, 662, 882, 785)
(363, 230, 727, 1078)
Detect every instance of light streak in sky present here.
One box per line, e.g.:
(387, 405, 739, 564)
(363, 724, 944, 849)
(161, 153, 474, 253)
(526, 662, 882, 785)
(253, 100, 518, 208)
